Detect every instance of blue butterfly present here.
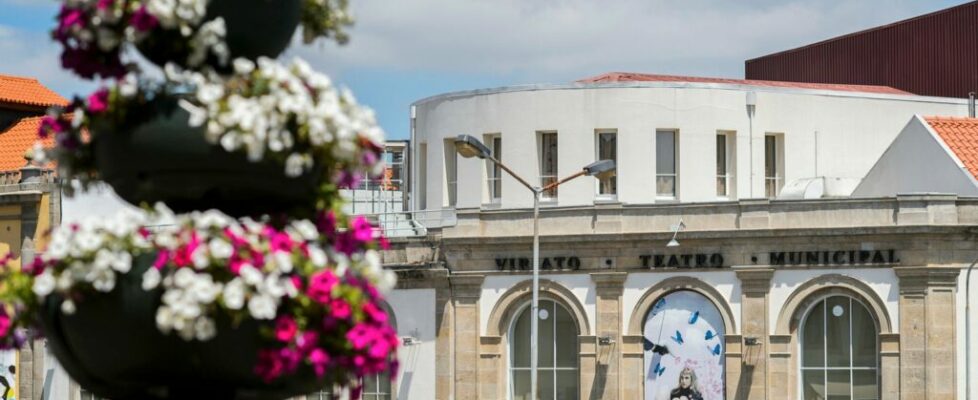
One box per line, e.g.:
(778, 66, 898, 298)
(653, 363, 666, 377)
(688, 311, 700, 325)
(709, 343, 721, 356)
(671, 331, 684, 345)
(654, 298, 666, 310)
(705, 330, 715, 340)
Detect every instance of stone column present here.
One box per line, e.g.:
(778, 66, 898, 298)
(735, 267, 773, 400)
(590, 272, 626, 400)
(895, 267, 959, 400)
(450, 274, 484, 400)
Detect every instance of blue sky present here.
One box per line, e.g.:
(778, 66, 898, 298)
(0, 0, 968, 140)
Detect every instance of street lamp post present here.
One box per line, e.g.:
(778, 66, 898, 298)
(455, 135, 615, 399)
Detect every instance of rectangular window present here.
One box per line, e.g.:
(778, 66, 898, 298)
(486, 135, 502, 202)
(656, 130, 677, 198)
(597, 131, 617, 197)
(384, 148, 404, 191)
(539, 132, 558, 199)
(444, 139, 457, 206)
(716, 131, 736, 199)
(765, 134, 784, 198)
(418, 143, 427, 210)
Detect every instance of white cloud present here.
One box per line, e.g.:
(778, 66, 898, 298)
(290, 0, 966, 82)
(0, 24, 95, 98)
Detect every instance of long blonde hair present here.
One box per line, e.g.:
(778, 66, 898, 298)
(678, 367, 700, 393)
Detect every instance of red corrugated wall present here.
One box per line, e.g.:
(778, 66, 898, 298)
(745, 1, 978, 98)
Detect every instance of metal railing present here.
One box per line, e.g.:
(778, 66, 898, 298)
(357, 209, 453, 237)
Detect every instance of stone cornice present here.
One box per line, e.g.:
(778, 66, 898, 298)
(449, 274, 485, 299)
(735, 267, 775, 294)
(893, 266, 960, 294)
(591, 272, 627, 295)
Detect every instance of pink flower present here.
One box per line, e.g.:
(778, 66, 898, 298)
(274, 316, 298, 342)
(363, 302, 388, 324)
(308, 348, 330, 377)
(86, 88, 109, 114)
(330, 299, 351, 320)
(0, 314, 11, 339)
(254, 349, 284, 382)
(307, 270, 338, 303)
(152, 251, 170, 270)
(96, 0, 113, 10)
(37, 115, 64, 139)
(350, 216, 374, 243)
(130, 5, 158, 32)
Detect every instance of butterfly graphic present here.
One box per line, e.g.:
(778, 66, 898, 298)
(642, 337, 670, 355)
(653, 362, 666, 377)
(709, 343, 721, 356)
(705, 330, 716, 340)
(688, 311, 700, 324)
(671, 330, 684, 345)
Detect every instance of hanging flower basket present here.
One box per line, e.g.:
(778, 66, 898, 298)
(136, 0, 302, 70)
(38, 255, 324, 400)
(3, 207, 398, 399)
(91, 95, 322, 217)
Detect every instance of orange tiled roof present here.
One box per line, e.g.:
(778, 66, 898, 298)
(924, 116, 978, 180)
(578, 72, 912, 95)
(0, 74, 68, 108)
(0, 116, 56, 171)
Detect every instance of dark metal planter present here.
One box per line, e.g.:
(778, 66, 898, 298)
(137, 0, 301, 69)
(37, 256, 323, 400)
(92, 97, 321, 218)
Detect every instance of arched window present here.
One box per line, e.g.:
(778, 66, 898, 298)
(800, 295, 879, 400)
(509, 299, 579, 400)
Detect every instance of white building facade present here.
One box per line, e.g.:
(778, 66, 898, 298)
(378, 77, 978, 400)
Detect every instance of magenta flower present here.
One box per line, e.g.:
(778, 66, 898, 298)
(274, 316, 298, 342)
(308, 348, 330, 377)
(130, 6, 159, 32)
(37, 115, 65, 139)
(330, 299, 351, 320)
(363, 302, 388, 324)
(96, 0, 113, 10)
(152, 251, 170, 270)
(86, 88, 110, 114)
(0, 313, 11, 339)
(350, 216, 374, 243)
(307, 270, 338, 303)
(254, 349, 285, 382)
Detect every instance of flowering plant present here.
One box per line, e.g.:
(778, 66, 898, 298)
(53, 0, 354, 79)
(0, 254, 39, 350)
(21, 204, 398, 389)
(39, 57, 385, 207)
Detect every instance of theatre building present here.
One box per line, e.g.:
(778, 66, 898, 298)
(374, 74, 978, 400)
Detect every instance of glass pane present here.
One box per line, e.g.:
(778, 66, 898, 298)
(802, 300, 826, 367)
(512, 306, 532, 367)
(802, 370, 826, 400)
(656, 176, 675, 197)
(556, 370, 579, 400)
(850, 301, 877, 368)
(379, 371, 392, 394)
(765, 136, 777, 177)
(827, 370, 852, 399)
(852, 370, 878, 400)
(541, 133, 558, 175)
(512, 370, 531, 400)
(598, 133, 617, 195)
(539, 370, 555, 400)
(716, 135, 726, 175)
(363, 395, 377, 400)
(555, 303, 578, 368)
(826, 297, 852, 368)
(656, 131, 675, 174)
(364, 374, 379, 392)
(542, 176, 558, 198)
(716, 176, 727, 197)
(539, 302, 555, 368)
(492, 137, 502, 199)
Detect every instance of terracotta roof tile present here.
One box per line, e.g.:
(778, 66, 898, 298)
(924, 116, 978, 181)
(578, 72, 911, 95)
(0, 116, 56, 172)
(0, 74, 68, 108)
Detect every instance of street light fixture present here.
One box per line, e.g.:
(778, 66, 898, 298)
(454, 134, 615, 400)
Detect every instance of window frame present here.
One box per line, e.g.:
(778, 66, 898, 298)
(764, 134, 784, 198)
(595, 130, 618, 201)
(716, 131, 736, 200)
(483, 134, 503, 204)
(507, 299, 580, 400)
(538, 131, 559, 200)
(444, 138, 458, 207)
(798, 294, 880, 400)
(655, 129, 678, 200)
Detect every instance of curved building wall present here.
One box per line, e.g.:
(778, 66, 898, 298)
(412, 83, 966, 211)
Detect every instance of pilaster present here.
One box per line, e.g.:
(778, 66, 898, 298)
(450, 274, 484, 400)
(590, 272, 626, 400)
(735, 267, 773, 400)
(895, 266, 959, 400)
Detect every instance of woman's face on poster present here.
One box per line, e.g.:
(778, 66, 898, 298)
(680, 371, 692, 389)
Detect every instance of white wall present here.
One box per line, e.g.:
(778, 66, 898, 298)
(61, 182, 147, 225)
(769, 269, 900, 335)
(387, 289, 437, 400)
(853, 116, 978, 197)
(622, 271, 741, 334)
(480, 274, 596, 336)
(413, 84, 966, 211)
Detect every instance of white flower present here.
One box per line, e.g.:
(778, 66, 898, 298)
(61, 299, 76, 315)
(233, 58, 255, 75)
(222, 278, 246, 310)
(192, 275, 222, 303)
(238, 264, 263, 286)
(142, 267, 162, 290)
(308, 246, 327, 268)
(90, 268, 116, 292)
(271, 251, 293, 273)
(33, 271, 55, 297)
(191, 247, 209, 269)
(247, 294, 277, 320)
(208, 238, 233, 259)
(174, 267, 195, 288)
(195, 317, 217, 341)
